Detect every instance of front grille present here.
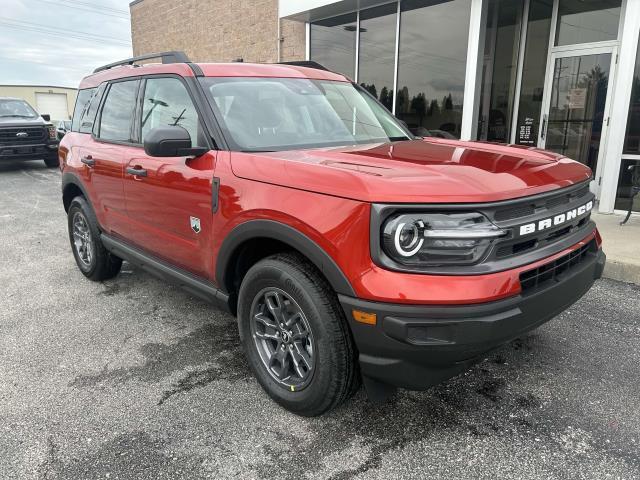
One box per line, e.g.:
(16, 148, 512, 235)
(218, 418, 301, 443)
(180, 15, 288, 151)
(493, 184, 590, 222)
(0, 126, 46, 145)
(519, 240, 595, 294)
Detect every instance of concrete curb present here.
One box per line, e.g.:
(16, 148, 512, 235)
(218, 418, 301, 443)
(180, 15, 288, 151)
(592, 212, 640, 286)
(603, 259, 640, 285)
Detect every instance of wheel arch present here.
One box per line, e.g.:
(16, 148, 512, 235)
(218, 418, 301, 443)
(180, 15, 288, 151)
(216, 220, 356, 313)
(62, 172, 92, 213)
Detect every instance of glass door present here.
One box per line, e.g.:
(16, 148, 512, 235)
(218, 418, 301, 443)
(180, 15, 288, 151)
(539, 47, 616, 189)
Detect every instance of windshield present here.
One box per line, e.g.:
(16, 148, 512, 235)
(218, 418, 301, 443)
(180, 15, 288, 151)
(200, 77, 412, 151)
(0, 99, 38, 118)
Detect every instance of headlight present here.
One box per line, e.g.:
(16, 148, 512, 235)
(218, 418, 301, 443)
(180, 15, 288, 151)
(382, 212, 506, 267)
(47, 125, 56, 139)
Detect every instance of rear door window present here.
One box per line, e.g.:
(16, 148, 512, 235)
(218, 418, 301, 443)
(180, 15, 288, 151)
(97, 80, 140, 142)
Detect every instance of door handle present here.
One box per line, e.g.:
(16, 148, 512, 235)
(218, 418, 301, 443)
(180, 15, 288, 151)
(126, 166, 147, 177)
(81, 155, 95, 167)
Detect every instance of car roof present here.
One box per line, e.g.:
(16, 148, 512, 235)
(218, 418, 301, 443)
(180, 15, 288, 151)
(78, 62, 350, 89)
(0, 97, 27, 101)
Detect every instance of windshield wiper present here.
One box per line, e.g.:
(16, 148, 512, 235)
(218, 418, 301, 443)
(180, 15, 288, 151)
(0, 114, 34, 118)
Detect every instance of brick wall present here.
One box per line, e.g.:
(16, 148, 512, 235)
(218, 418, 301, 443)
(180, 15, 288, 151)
(130, 0, 306, 63)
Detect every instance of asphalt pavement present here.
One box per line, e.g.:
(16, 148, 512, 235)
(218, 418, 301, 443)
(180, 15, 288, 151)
(1, 160, 639, 479)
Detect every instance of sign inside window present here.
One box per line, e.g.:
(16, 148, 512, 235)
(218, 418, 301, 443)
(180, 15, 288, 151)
(517, 116, 536, 145)
(568, 88, 587, 109)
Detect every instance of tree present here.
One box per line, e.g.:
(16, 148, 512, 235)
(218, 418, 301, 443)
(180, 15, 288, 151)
(379, 86, 392, 111)
(428, 99, 440, 117)
(361, 83, 377, 99)
(411, 93, 427, 126)
(442, 93, 453, 110)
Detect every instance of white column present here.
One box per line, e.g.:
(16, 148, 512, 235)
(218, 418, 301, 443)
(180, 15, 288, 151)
(598, 1, 640, 213)
(460, 0, 486, 141)
(305, 22, 310, 61)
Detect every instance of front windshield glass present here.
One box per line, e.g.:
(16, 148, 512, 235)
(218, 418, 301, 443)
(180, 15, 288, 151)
(0, 99, 38, 118)
(200, 77, 412, 151)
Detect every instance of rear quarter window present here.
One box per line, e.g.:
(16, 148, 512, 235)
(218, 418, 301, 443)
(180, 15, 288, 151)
(71, 88, 94, 132)
(77, 84, 106, 134)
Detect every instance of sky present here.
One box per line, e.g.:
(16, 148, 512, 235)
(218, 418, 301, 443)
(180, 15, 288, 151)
(1, 0, 133, 88)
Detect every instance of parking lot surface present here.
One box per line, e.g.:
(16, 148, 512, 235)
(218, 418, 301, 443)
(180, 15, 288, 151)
(1, 160, 639, 479)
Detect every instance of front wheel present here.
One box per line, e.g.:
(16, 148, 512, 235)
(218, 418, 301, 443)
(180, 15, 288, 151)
(238, 253, 359, 416)
(43, 155, 58, 168)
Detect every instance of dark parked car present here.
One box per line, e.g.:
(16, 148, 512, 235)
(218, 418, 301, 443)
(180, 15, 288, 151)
(0, 97, 59, 167)
(56, 120, 72, 140)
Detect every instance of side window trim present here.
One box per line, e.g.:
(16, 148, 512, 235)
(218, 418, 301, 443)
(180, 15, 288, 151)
(132, 78, 146, 145)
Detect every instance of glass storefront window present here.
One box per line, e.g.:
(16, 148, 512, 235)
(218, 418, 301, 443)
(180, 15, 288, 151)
(555, 0, 621, 46)
(395, 0, 471, 138)
(623, 37, 640, 155)
(358, 3, 397, 112)
(310, 13, 357, 79)
(616, 36, 640, 213)
(614, 159, 640, 212)
(477, 0, 523, 143)
(515, 0, 553, 146)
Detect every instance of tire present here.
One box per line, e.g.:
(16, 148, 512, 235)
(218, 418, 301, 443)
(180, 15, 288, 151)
(43, 155, 58, 168)
(238, 252, 359, 416)
(67, 196, 122, 281)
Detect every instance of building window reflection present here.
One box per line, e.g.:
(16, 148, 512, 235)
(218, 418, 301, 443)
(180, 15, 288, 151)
(616, 36, 640, 213)
(555, 0, 621, 47)
(395, 0, 471, 139)
(477, 0, 524, 143)
(358, 3, 397, 112)
(310, 13, 357, 80)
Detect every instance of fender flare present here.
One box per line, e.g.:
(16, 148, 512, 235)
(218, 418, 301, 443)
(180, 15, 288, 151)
(61, 172, 93, 211)
(215, 219, 356, 297)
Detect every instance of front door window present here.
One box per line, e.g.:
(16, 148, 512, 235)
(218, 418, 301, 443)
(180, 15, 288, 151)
(542, 52, 612, 174)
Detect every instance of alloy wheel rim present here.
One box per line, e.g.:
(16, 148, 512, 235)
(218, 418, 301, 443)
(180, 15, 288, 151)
(72, 212, 93, 267)
(250, 287, 315, 390)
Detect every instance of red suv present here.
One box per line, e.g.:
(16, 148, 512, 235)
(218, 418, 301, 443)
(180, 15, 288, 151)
(59, 52, 605, 416)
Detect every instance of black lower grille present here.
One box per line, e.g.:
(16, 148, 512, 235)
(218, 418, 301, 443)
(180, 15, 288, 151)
(519, 240, 595, 294)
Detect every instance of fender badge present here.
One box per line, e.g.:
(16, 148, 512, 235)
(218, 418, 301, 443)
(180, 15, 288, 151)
(190, 216, 201, 234)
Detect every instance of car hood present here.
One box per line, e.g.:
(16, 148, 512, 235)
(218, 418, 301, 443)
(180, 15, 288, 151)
(0, 116, 47, 127)
(230, 138, 593, 203)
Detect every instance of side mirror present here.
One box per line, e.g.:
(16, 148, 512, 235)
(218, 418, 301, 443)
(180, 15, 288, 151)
(143, 125, 208, 157)
(41, 114, 51, 121)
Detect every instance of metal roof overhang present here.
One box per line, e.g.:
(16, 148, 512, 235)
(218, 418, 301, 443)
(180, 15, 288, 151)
(278, 0, 393, 22)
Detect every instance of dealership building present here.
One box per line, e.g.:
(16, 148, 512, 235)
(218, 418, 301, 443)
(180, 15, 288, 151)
(130, 0, 640, 214)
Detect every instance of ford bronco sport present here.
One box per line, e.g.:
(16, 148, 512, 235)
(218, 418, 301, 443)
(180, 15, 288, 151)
(59, 52, 605, 416)
(0, 97, 59, 167)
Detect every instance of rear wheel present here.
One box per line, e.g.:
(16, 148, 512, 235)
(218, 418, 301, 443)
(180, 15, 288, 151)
(67, 196, 122, 281)
(238, 253, 359, 416)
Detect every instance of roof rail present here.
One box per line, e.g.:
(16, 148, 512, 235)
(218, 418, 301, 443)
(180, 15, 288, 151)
(277, 61, 329, 72)
(93, 51, 190, 73)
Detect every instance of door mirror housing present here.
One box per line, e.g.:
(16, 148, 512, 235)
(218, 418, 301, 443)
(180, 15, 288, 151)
(41, 114, 51, 122)
(143, 125, 208, 157)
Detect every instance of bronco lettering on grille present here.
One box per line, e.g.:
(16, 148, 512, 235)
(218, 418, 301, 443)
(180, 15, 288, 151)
(519, 200, 593, 236)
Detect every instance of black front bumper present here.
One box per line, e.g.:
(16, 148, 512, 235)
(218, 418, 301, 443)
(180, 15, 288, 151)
(0, 143, 58, 161)
(339, 248, 605, 391)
